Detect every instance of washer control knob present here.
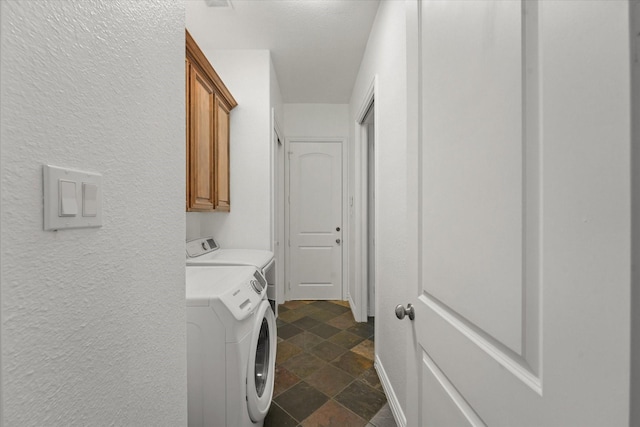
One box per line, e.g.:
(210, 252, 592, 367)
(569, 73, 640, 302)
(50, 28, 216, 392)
(250, 279, 261, 294)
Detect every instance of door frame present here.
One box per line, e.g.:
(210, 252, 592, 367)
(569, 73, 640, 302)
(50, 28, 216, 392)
(270, 109, 285, 304)
(285, 137, 348, 301)
(352, 76, 378, 322)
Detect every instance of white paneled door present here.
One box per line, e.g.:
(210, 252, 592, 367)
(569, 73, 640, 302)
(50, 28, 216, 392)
(405, 1, 631, 426)
(289, 141, 343, 300)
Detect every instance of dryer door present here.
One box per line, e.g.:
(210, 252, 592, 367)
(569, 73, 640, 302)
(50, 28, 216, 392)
(246, 300, 277, 422)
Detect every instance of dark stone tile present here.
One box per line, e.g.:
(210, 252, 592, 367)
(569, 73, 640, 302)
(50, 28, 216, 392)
(274, 381, 329, 422)
(305, 364, 355, 397)
(335, 380, 387, 421)
(332, 351, 373, 377)
(331, 300, 351, 308)
(301, 400, 367, 427)
(277, 318, 288, 328)
(307, 308, 341, 322)
(278, 308, 307, 323)
(278, 323, 303, 340)
(278, 305, 290, 313)
(308, 340, 347, 362)
(369, 403, 398, 427)
(348, 322, 374, 338)
(287, 331, 324, 351)
(351, 339, 374, 360)
(274, 366, 301, 397)
(326, 311, 358, 330)
(293, 304, 321, 316)
(360, 367, 383, 391)
(264, 402, 298, 427)
(276, 340, 303, 364)
(282, 352, 326, 379)
(312, 300, 350, 314)
(328, 330, 365, 349)
(292, 316, 321, 331)
(283, 300, 308, 310)
(309, 323, 341, 339)
(311, 300, 335, 309)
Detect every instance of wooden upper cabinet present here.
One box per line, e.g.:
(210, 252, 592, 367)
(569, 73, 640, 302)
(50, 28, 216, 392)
(214, 96, 231, 211)
(185, 30, 237, 212)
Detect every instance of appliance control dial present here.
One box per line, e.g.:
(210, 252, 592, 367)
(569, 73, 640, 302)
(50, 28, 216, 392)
(250, 279, 261, 294)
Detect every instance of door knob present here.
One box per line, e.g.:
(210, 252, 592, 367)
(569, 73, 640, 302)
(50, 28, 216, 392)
(336, 227, 341, 232)
(395, 304, 415, 321)
(336, 239, 341, 245)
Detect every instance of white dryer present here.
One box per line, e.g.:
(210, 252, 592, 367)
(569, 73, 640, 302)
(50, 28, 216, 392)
(186, 266, 276, 427)
(186, 237, 278, 317)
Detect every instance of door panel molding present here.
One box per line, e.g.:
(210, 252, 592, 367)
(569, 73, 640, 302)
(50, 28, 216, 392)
(416, 0, 542, 394)
(422, 349, 487, 427)
(420, 293, 542, 394)
(419, 0, 541, 364)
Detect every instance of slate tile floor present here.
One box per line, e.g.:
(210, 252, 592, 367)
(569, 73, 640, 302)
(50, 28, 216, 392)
(266, 300, 397, 427)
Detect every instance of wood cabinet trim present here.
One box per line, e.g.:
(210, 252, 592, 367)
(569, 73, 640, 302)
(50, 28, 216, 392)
(186, 29, 237, 111)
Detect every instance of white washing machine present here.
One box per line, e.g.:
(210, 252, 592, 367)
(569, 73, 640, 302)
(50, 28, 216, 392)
(186, 265, 276, 427)
(186, 237, 278, 317)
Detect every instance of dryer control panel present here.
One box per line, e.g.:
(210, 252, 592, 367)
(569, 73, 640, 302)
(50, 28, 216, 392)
(186, 236, 220, 258)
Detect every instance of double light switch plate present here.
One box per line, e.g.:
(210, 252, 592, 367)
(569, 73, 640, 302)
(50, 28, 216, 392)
(43, 165, 103, 231)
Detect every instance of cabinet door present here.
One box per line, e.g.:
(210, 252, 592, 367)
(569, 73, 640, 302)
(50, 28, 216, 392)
(188, 64, 216, 211)
(214, 97, 230, 211)
(185, 58, 191, 210)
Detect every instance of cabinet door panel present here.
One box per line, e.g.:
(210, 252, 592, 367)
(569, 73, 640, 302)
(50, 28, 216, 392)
(188, 65, 215, 211)
(215, 98, 230, 211)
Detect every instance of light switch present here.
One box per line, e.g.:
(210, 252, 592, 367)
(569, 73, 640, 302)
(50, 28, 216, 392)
(83, 183, 98, 217)
(44, 165, 102, 231)
(59, 180, 78, 216)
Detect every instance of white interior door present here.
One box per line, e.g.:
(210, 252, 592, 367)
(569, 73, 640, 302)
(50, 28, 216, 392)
(405, 1, 631, 426)
(289, 141, 343, 300)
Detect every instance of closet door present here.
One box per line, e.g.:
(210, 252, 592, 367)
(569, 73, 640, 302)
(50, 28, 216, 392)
(404, 1, 631, 426)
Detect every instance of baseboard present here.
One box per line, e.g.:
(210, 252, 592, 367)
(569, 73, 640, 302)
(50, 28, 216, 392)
(375, 354, 407, 427)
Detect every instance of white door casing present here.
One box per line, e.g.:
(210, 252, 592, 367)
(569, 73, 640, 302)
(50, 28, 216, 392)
(352, 77, 377, 322)
(289, 140, 343, 300)
(405, 1, 631, 426)
(271, 110, 285, 304)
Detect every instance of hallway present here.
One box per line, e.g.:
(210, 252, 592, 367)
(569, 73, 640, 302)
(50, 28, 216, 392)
(266, 300, 396, 426)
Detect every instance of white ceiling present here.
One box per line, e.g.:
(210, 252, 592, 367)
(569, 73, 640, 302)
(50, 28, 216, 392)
(185, 0, 381, 104)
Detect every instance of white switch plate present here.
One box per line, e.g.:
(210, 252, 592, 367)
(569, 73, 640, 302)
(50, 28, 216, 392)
(43, 165, 103, 231)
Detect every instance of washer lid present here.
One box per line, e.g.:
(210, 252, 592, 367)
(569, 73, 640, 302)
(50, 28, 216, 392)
(187, 248, 274, 269)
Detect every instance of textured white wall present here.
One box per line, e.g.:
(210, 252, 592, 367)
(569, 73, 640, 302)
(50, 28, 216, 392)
(348, 0, 407, 418)
(0, 1, 187, 425)
(632, 2, 640, 424)
(283, 104, 349, 137)
(185, 48, 273, 250)
(270, 59, 284, 132)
